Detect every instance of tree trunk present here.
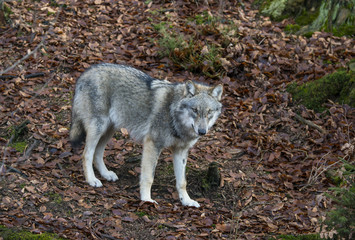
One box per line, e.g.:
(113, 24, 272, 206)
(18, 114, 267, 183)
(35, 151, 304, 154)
(257, 0, 355, 36)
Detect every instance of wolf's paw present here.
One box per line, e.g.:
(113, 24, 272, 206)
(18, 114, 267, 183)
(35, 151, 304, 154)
(181, 198, 200, 208)
(102, 171, 118, 182)
(141, 198, 158, 205)
(87, 178, 103, 187)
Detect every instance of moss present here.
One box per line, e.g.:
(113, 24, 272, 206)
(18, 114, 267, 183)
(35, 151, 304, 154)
(0, 226, 64, 240)
(1, 2, 12, 21)
(295, 9, 319, 26)
(287, 69, 355, 112)
(270, 234, 321, 240)
(332, 23, 355, 37)
(192, 11, 220, 26)
(45, 192, 63, 204)
(10, 141, 27, 153)
(303, 31, 314, 38)
(135, 211, 147, 217)
(284, 24, 301, 34)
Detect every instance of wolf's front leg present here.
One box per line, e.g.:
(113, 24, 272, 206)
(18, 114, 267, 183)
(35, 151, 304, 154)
(173, 148, 200, 208)
(140, 136, 160, 204)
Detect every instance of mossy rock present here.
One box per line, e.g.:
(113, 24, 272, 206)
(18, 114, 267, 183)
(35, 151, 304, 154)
(0, 226, 64, 240)
(287, 69, 355, 112)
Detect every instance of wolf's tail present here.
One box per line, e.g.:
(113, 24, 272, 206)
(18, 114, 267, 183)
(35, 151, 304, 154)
(69, 116, 86, 148)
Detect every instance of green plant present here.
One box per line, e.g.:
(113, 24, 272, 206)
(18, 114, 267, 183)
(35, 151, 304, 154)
(45, 192, 63, 204)
(284, 24, 301, 34)
(270, 234, 321, 240)
(151, 11, 228, 78)
(0, 225, 63, 240)
(11, 141, 27, 153)
(322, 159, 355, 239)
(1, 2, 13, 21)
(135, 211, 147, 217)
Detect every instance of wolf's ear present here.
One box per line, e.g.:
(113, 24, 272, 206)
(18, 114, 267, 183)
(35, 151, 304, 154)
(185, 80, 196, 96)
(211, 84, 223, 101)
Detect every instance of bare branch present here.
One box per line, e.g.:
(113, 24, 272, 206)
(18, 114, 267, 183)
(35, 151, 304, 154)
(0, 5, 62, 75)
(294, 113, 327, 134)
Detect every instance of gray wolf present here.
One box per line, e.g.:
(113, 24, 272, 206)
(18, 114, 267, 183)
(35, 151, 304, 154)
(70, 63, 223, 207)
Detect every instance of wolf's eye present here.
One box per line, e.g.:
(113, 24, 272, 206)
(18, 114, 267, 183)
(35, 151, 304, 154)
(192, 108, 198, 114)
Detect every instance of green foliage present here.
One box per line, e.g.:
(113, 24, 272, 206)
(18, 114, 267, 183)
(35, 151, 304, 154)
(193, 11, 219, 26)
(152, 21, 224, 78)
(270, 234, 321, 240)
(1, 2, 13, 21)
(154, 24, 187, 58)
(332, 24, 355, 37)
(135, 211, 147, 217)
(151, 11, 235, 78)
(45, 192, 63, 204)
(323, 159, 355, 239)
(0, 226, 64, 240)
(7, 120, 30, 153)
(284, 24, 301, 34)
(287, 69, 355, 112)
(295, 9, 319, 26)
(10, 141, 27, 153)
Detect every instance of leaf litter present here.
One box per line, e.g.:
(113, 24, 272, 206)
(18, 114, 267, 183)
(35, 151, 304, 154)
(0, 0, 354, 239)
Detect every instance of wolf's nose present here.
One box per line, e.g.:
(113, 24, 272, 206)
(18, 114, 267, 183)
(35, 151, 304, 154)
(198, 129, 206, 136)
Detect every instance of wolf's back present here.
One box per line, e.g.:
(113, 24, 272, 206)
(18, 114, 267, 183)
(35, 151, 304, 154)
(69, 64, 169, 144)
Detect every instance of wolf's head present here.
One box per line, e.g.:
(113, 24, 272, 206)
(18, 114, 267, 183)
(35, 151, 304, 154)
(176, 81, 223, 138)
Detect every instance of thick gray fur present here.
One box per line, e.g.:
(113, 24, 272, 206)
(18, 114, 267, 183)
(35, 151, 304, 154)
(70, 63, 223, 207)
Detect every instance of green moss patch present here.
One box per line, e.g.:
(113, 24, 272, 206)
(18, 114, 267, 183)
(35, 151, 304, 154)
(287, 69, 355, 112)
(284, 24, 301, 34)
(270, 234, 321, 240)
(332, 23, 355, 37)
(0, 226, 64, 240)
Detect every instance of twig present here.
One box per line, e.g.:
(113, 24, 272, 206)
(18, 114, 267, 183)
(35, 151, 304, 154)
(0, 42, 44, 75)
(258, 37, 266, 45)
(0, 6, 61, 75)
(0, 72, 45, 79)
(294, 113, 327, 134)
(0, 4, 62, 176)
(7, 165, 28, 177)
(23, 139, 38, 158)
(300, 153, 342, 191)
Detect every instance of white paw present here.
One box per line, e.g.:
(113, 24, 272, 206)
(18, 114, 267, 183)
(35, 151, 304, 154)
(141, 198, 158, 205)
(181, 198, 200, 208)
(102, 170, 118, 182)
(87, 177, 103, 187)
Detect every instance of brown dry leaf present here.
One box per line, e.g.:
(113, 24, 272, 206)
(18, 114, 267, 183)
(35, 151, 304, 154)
(271, 202, 284, 212)
(216, 223, 232, 233)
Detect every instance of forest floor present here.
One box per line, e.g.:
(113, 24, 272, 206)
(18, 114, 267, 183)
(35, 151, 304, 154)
(0, 0, 354, 239)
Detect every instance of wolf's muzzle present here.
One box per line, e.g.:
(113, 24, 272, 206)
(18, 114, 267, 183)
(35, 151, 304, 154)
(198, 128, 206, 136)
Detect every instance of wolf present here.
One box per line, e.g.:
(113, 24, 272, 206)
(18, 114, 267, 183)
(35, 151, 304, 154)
(70, 63, 223, 207)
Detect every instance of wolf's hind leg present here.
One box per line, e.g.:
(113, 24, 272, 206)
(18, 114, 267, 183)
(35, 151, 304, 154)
(140, 136, 160, 204)
(173, 148, 200, 208)
(83, 129, 103, 187)
(94, 127, 118, 182)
